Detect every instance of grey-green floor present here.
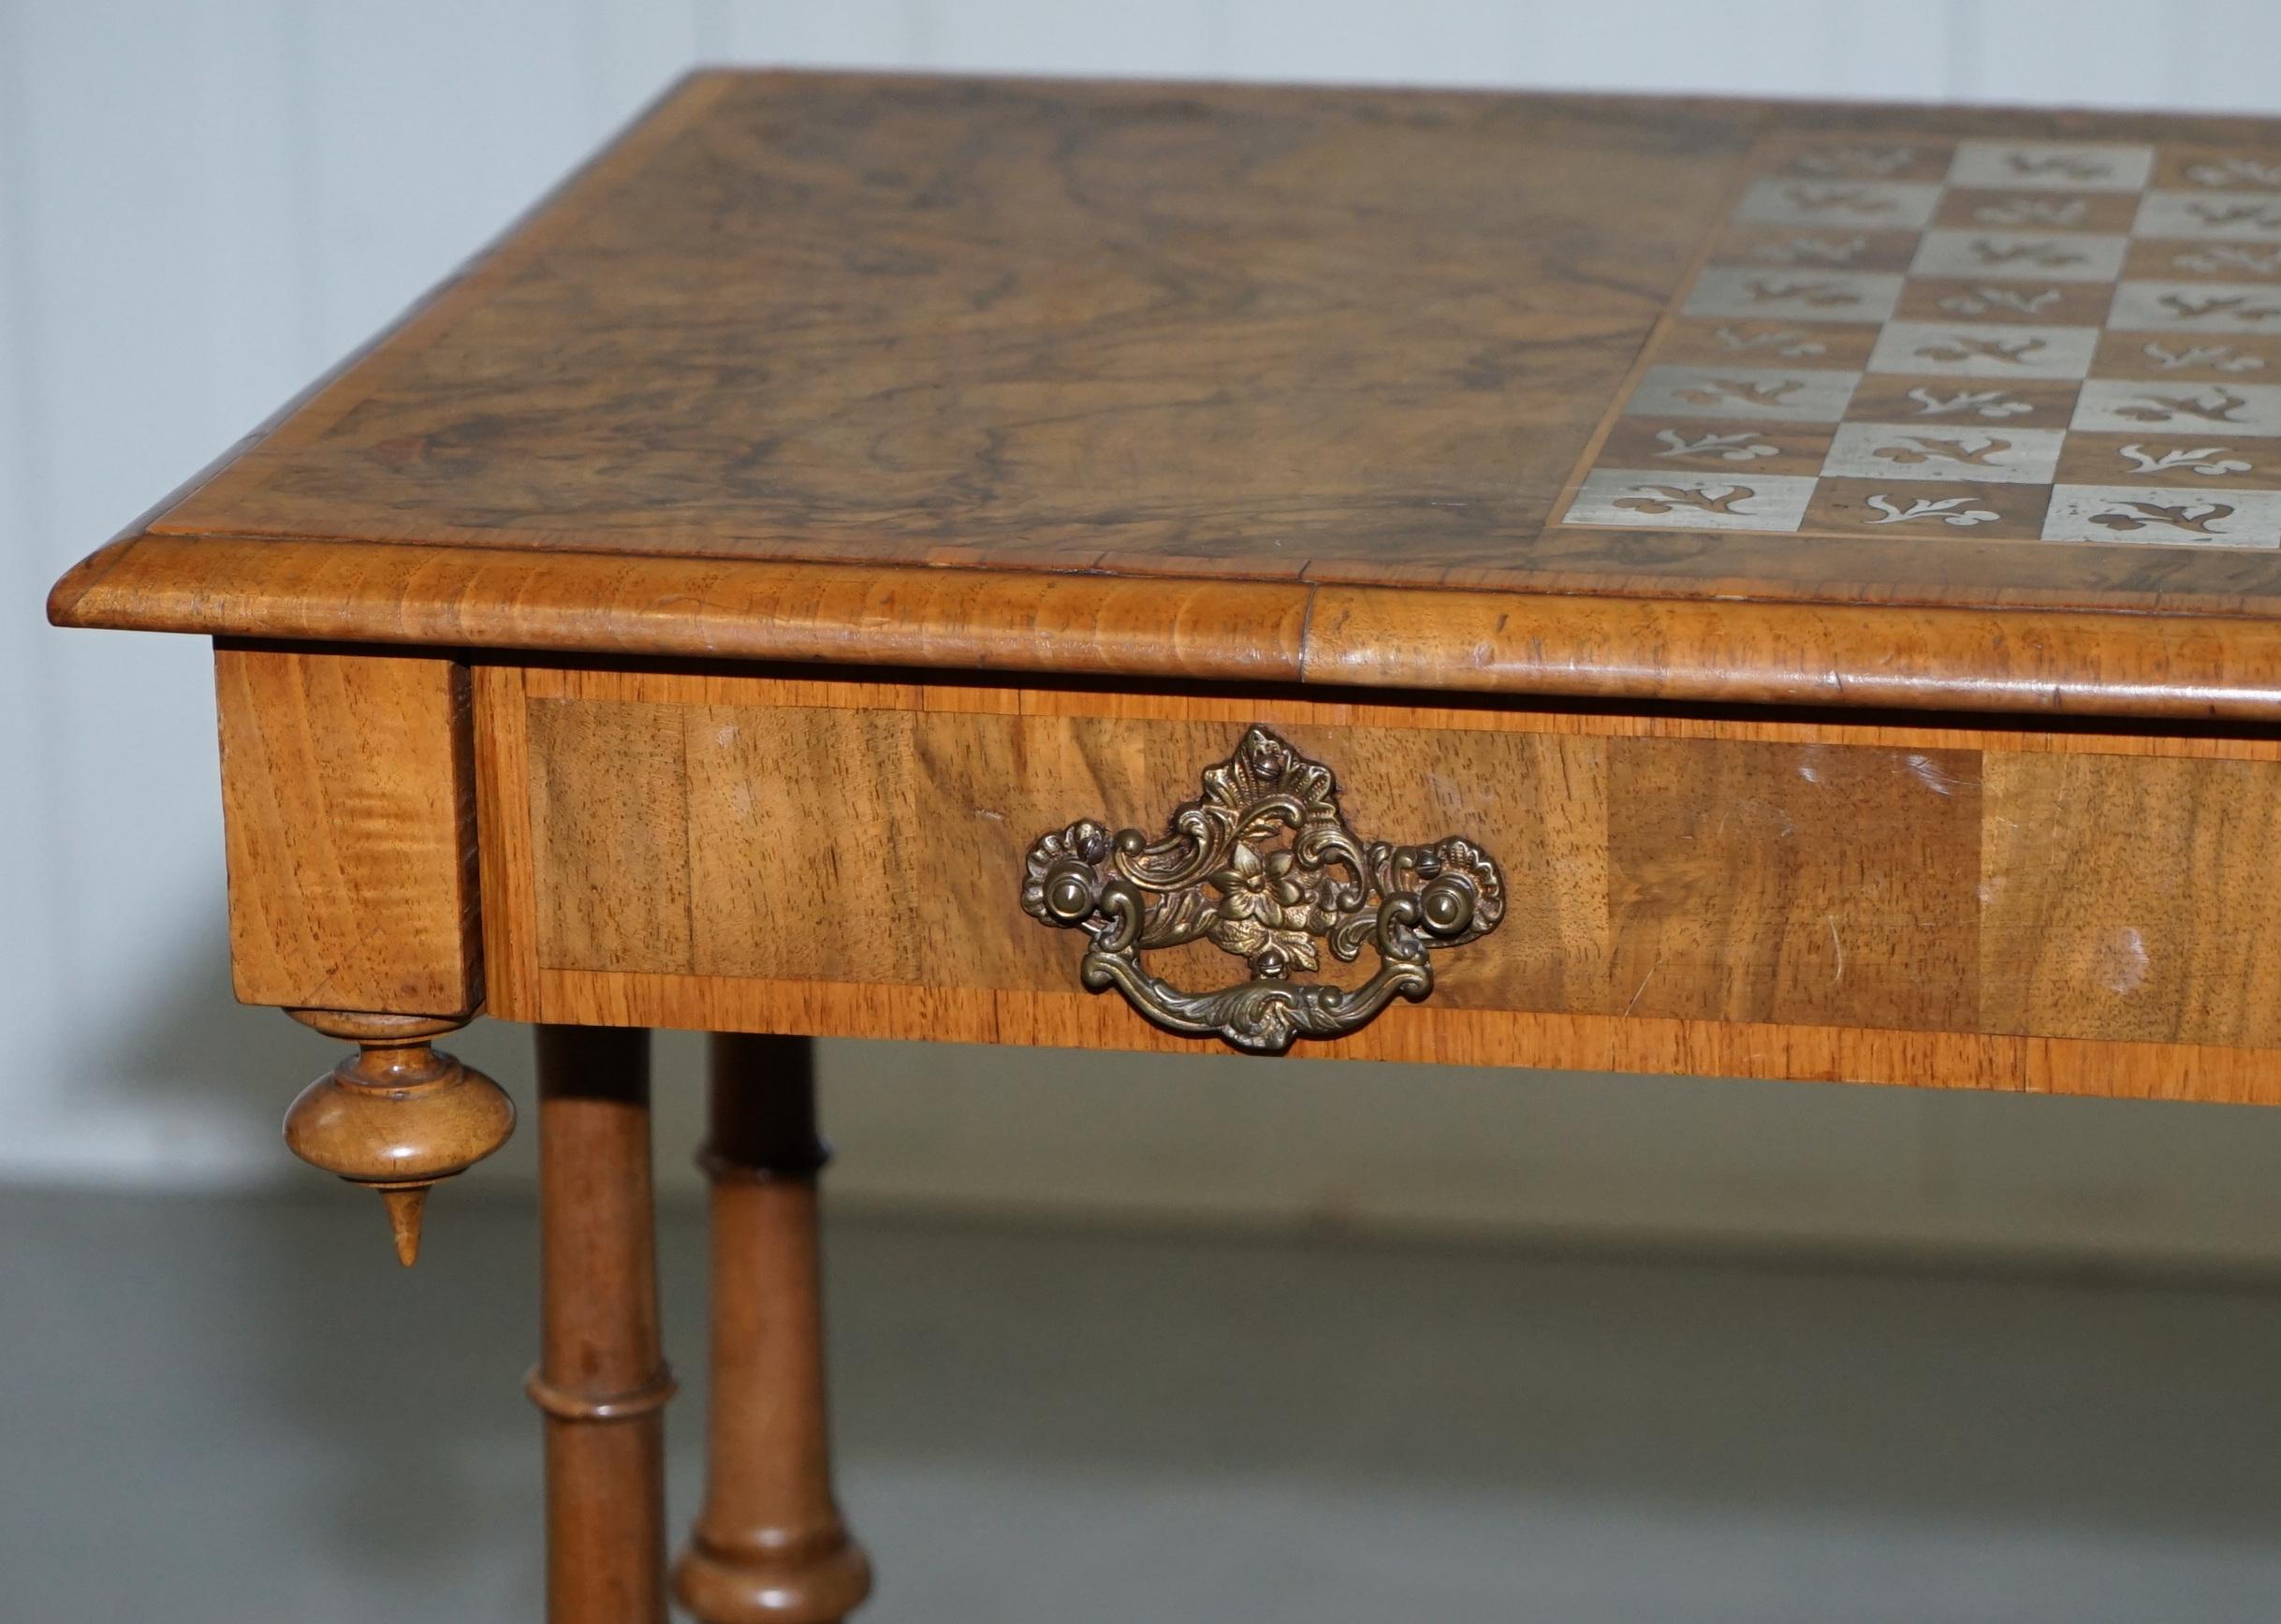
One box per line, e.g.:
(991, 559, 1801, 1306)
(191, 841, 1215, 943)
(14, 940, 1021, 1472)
(7, 1186, 2281, 1621)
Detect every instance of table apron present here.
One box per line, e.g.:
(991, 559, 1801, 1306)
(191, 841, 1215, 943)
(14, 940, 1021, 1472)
(217, 653, 2281, 1105)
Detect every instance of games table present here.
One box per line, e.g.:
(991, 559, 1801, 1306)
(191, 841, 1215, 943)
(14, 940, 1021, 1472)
(49, 69, 2281, 1621)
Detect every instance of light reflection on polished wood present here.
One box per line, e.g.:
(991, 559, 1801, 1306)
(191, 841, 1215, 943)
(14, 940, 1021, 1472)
(213, 647, 482, 1015)
(532, 1025, 673, 1624)
(675, 1034, 872, 1624)
(474, 663, 2281, 1100)
(281, 1009, 513, 1266)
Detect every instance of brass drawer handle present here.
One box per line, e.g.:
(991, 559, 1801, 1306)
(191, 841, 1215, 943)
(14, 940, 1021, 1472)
(1020, 726, 1505, 1053)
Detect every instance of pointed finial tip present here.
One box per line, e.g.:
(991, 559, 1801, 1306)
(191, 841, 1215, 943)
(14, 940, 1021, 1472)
(380, 1185, 430, 1267)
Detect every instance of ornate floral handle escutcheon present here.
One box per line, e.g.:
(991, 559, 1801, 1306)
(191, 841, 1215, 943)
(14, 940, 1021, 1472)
(1019, 726, 1506, 1054)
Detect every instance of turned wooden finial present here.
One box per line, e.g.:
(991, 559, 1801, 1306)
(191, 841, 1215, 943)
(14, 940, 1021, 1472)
(283, 1011, 516, 1266)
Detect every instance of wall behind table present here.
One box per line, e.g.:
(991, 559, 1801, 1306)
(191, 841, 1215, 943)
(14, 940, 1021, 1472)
(8, 0, 2281, 1267)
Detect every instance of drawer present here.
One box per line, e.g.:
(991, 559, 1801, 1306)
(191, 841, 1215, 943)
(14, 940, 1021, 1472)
(462, 663, 2281, 1100)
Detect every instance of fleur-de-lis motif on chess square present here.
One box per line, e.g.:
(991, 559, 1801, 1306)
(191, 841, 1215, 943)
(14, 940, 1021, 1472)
(1968, 239, 2086, 270)
(1673, 377, 1806, 410)
(1913, 334, 2048, 367)
(1713, 325, 1827, 358)
(1793, 147, 1916, 178)
(1611, 483, 1758, 516)
(2174, 246, 2281, 276)
(2117, 443, 2253, 476)
(2190, 202, 2281, 230)
(1744, 276, 1863, 308)
(1780, 185, 1896, 216)
(1749, 235, 1869, 267)
(1653, 429, 1779, 462)
(2007, 153, 2114, 182)
(1907, 387, 2035, 418)
(1974, 198, 2088, 228)
(1864, 494, 2000, 526)
(1871, 433, 2012, 469)
(2089, 499, 2237, 534)
(2113, 388, 2252, 424)
(2158, 291, 2281, 323)
(1937, 286, 2063, 317)
(2142, 342, 2267, 373)
(2188, 156, 2281, 189)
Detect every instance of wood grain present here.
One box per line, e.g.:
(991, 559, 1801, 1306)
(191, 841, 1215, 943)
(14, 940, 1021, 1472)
(531, 1026, 672, 1624)
(214, 646, 481, 1014)
(674, 1036, 870, 1624)
(281, 1009, 516, 1266)
(60, 537, 2281, 722)
(528, 699, 695, 975)
(472, 665, 2281, 1100)
(53, 536, 1312, 686)
(1606, 740, 1981, 1032)
(146, 74, 1732, 578)
(519, 972, 2281, 1107)
(51, 74, 2281, 720)
(1982, 753, 2281, 1047)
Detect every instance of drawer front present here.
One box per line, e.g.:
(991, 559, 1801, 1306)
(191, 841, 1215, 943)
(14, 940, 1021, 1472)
(474, 665, 2281, 1102)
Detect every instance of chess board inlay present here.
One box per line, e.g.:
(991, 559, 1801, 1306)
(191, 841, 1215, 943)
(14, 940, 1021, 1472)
(1564, 135, 2281, 548)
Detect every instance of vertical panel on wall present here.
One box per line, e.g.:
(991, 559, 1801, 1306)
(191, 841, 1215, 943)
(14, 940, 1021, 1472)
(299, 0, 702, 364)
(9, 0, 317, 1178)
(0, 0, 64, 1102)
(1218, 1, 1952, 97)
(710, 0, 927, 64)
(1948, 0, 2182, 106)
(18, 0, 262, 1090)
(580, 0, 707, 131)
(189, 0, 315, 439)
(1219, 0, 1530, 85)
(871, 0, 1233, 77)
(2158, 0, 2281, 113)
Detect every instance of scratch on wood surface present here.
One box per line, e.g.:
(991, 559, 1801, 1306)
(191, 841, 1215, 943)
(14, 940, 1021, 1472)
(1623, 955, 1663, 1017)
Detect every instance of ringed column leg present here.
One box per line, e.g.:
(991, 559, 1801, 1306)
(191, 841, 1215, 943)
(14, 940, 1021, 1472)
(528, 1025, 675, 1624)
(674, 1033, 872, 1624)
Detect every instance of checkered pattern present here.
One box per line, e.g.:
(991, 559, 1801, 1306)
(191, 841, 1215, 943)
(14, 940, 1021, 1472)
(1563, 136, 2281, 548)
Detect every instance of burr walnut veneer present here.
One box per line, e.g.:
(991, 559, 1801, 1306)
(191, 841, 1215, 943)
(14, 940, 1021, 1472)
(50, 68, 2281, 1619)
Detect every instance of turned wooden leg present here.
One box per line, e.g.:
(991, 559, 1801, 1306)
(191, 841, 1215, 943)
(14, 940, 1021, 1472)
(674, 1033, 872, 1624)
(529, 1025, 674, 1624)
(283, 1009, 515, 1266)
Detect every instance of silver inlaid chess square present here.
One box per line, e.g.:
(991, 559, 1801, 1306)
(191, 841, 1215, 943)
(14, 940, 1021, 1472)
(1564, 469, 1818, 532)
(2158, 244, 2281, 279)
(2179, 154, 2281, 191)
(1624, 365, 1860, 423)
(1822, 422, 2066, 484)
(1909, 230, 2129, 283)
(2042, 484, 2281, 546)
(1867, 321, 2100, 380)
(1947, 140, 2156, 193)
(2071, 379, 2281, 437)
(2134, 191, 2281, 241)
(1683, 266, 1904, 324)
(2108, 281, 2281, 333)
(1785, 144, 1933, 181)
(1732, 177, 1942, 230)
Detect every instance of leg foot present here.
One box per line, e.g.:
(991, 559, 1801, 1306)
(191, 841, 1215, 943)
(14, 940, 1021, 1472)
(674, 1034, 872, 1624)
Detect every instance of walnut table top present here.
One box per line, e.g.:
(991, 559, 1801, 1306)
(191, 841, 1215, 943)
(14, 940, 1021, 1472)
(54, 70, 2281, 716)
